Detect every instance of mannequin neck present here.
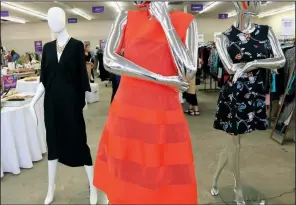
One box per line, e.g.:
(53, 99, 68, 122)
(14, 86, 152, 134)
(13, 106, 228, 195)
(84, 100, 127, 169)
(234, 13, 254, 34)
(56, 28, 70, 45)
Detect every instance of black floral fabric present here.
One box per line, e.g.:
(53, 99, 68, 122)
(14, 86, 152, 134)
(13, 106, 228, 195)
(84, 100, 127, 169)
(213, 24, 271, 135)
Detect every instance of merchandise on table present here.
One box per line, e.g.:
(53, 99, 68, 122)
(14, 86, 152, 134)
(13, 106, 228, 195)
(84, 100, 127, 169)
(23, 76, 38, 82)
(1, 92, 34, 107)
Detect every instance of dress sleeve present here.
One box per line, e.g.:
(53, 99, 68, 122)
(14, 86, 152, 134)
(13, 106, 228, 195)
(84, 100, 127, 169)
(40, 44, 47, 87)
(77, 41, 91, 92)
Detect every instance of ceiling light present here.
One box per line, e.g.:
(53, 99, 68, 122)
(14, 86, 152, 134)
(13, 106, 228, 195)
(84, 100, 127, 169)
(1, 16, 26, 23)
(228, 11, 237, 18)
(258, 5, 295, 18)
(72, 8, 92, 20)
(1, 2, 47, 20)
(199, 2, 221, 14)
(106, 2, 121, 13)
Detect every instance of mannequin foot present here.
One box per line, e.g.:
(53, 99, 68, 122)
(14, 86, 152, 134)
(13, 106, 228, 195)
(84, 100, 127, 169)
(210, 187, 219, 196)
(44, 185, 55, 205)
(234, 189, 245, 205)
(89, 186, 98, 205)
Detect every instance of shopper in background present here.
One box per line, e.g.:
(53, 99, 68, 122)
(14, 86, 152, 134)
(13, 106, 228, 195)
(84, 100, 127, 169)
(183, 58, 201, 116)
(96, 47, 109, 81)
(183, 77, 200, 116)
(6, 51, 12, 63)
(10, 50, 19, 62)
(84, 43, 95, 83)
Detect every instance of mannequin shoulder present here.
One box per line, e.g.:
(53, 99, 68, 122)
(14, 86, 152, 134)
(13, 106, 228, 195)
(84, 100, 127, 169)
(70, 38, 84, 50)
(42, 42, 54, 52)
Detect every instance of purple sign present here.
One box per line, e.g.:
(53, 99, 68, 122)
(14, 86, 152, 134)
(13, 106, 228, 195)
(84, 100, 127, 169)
(218, 13, 228, 19)
(1, 11, 9, 17)
(68, 18, 77, 23)
(3, 74, 17, 90)
(92, 6, 104, 13)
(34, 41, 43, 52)
(191, 4, 203, 12)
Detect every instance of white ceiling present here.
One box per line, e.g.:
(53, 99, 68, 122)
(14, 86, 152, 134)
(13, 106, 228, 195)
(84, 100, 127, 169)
(1, 1, 295, 23)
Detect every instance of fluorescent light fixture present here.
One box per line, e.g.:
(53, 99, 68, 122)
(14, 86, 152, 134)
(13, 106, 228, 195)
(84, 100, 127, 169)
(1, 16, 26, 23)
(258, 5, 295, 18)
(72, 8, 92, 20)
(228, 11, 237, 18)
(1, 2, 47, 20)
(199, 2, 221, 14)
(106, 2, 121, 13)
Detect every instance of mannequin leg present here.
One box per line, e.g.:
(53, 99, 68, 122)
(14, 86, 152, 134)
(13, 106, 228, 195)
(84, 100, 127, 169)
(228, 135, 245, 205)
(210, 145, 228, 196)
(210, 135, 232, 196)
(84, 165, 98, 205)
(44, 159, 58, 205)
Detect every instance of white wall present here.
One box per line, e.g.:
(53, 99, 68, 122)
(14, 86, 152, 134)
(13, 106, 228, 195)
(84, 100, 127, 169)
(1, 9, 295, 54)
(259, 10, 295, 38)
(1, 20, 113, 54)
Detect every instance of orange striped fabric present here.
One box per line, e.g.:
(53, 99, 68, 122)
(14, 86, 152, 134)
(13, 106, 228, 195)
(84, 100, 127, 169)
(94, 9, 197, 204)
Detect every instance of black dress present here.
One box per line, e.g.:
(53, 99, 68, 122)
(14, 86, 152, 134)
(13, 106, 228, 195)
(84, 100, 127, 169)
(40, 38, 93, 167)
(213, 24, 271, 135)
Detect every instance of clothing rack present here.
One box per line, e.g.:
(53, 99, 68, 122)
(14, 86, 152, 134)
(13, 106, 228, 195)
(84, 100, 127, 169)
(198, 43, 220, 92)
(270, 46, 295, 145)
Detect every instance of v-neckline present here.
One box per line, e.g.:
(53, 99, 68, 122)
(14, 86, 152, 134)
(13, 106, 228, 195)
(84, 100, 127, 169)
(55, 37, 72, 64)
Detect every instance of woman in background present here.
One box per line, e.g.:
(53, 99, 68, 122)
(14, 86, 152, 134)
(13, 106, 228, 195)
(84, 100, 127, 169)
(183, 58, 201, 116)
(11, 50, 19, 62)
(183, 78, 200, 116)
(84, 43, 95, 83)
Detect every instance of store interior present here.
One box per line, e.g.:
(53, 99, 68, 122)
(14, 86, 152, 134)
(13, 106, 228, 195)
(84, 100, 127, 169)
(1, 1, 295, 205)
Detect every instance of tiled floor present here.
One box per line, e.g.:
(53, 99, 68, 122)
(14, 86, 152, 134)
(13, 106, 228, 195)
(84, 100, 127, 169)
(1, 83, 295, 204)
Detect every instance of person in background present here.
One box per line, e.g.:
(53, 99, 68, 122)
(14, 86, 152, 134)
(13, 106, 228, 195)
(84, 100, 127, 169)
(6, 51, 12, 63)
(183, 58, 201, 116)
(96, 47, 109, 81)
(183, 78, 200, 116)
(11, 50, 20, 62)
(84, 43, 95, 83)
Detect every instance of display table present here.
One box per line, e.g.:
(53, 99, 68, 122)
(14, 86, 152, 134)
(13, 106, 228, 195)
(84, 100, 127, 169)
(16, 77, 40, 93)
(1, 99, 46, 177)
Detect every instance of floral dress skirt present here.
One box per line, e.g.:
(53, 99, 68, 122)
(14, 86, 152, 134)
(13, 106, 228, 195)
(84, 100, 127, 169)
(213, 70, 268, 135)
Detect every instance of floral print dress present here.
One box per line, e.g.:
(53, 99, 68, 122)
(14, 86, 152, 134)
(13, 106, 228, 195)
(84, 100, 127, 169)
(213, 24, 272, 135)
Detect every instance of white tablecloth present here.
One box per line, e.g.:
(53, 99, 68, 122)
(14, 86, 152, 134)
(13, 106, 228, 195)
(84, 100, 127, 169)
(1, 95, 46, 177)
(16, 77, 40, 93)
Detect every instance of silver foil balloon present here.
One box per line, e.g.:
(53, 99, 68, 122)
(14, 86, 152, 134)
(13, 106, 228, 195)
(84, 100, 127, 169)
(103, 1, 198, 92)
(216, 1, 286, 83)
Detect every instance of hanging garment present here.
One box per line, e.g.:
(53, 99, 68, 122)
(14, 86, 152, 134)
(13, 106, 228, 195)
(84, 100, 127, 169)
(40, 38, 92, 167)
(214, 24, 272, 135)
(93, 10, 197, 204)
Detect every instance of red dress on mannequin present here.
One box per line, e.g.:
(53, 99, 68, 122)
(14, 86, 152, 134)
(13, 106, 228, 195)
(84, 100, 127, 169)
(94, 9, 197, 204)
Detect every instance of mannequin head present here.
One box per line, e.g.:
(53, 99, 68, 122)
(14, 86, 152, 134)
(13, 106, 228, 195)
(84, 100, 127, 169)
(234, 1, 261, 16)
(47, 7, 66, 33)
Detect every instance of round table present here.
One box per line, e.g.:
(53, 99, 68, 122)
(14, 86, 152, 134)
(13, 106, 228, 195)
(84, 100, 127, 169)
(1, 99, 46, 177)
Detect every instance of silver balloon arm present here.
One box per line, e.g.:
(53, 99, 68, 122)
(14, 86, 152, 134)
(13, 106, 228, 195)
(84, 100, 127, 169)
(185, 19, 199, 73)
(239, 27, 286, 73)
(103, 11, 166, 84)
(162, 18, 198, 81)
(215, 34, 246, 75)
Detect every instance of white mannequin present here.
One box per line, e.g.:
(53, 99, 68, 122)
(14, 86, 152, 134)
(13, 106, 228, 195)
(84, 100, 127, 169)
(29, 7, 97, 205)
